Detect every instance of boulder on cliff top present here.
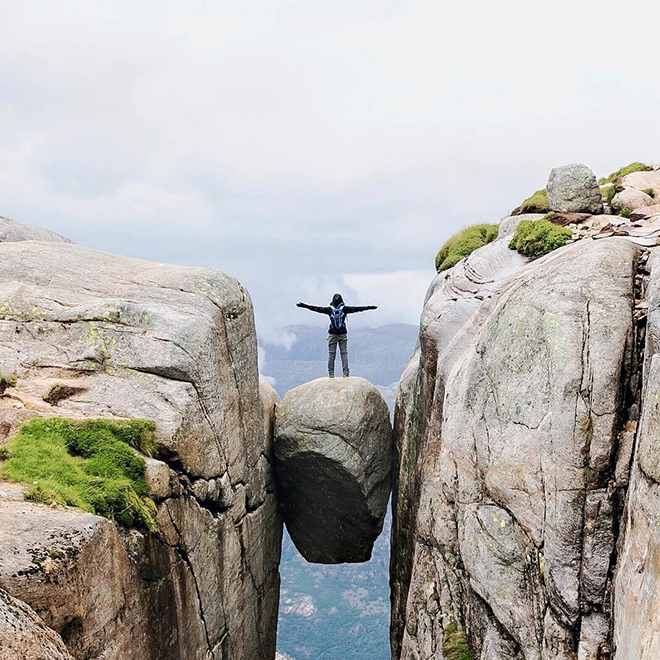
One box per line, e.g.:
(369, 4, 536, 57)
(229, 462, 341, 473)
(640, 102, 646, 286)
(274, 377, 392, 563)
(0, 588, 73, 660)
(611, 187, 654, 213)
(0, 216, 72, 244)
(547, 163, 604, 214)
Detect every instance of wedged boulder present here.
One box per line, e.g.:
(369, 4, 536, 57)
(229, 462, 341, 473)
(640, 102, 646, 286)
(547, 163, 604, 214)
(0, 215, 72, 243)
(0, 232, 281, 660)
(0, 588, 73, 660)
(274, 377, 392, 563)
(391, 237, 639, 659)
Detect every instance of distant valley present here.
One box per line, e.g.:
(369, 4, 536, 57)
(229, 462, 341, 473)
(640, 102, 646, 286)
(260, 324, 418, 660)
(260, 323, 418, 408)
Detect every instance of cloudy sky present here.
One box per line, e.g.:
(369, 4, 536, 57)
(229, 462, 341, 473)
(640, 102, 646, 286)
(2, 1, 660, 345)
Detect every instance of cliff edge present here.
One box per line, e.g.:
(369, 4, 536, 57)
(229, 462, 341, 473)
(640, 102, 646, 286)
(0, 221, 282, 660)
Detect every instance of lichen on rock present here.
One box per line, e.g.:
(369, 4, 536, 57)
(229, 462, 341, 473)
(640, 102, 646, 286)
(547, 163, 604, 214)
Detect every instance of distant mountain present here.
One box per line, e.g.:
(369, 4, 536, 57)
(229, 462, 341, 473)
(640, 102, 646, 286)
(260, 323, 418, 401)
(261, 323, 418, 660)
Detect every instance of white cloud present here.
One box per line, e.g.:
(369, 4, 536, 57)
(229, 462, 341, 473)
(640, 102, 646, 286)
(258, 327, 298, 352)
(1, 1, 659, 335)
(257, 345, 277, 386)
(342, 270, 433, 326)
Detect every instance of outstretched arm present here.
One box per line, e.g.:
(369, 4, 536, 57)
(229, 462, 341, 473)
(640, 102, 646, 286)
(297, 302, 332, 314)
(343, 305, 378, 314)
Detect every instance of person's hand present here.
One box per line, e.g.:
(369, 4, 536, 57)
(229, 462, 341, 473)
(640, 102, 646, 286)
(296, 302, 305, 307)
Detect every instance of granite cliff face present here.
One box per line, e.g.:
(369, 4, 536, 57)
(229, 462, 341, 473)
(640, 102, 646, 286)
(391, 165, 660, 660)
(0, 587, 74, 660)
(0, 222, 282, 659)
(613, 250, 660, 659)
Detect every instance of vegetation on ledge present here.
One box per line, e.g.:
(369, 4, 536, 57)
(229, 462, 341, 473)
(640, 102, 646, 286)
(442, 623, 473, 660)
(599, 161, 652, 185)
(509, 219, 572, 258)
(435, 224, 499, 273)
(600, 183, 616, 205)
(0, 418, 157, 530)
(511, 188, 549, 216)
(0, 371, 17, 394)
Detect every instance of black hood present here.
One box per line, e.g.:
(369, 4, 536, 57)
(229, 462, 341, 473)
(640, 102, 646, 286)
(331, 293, 344, 307)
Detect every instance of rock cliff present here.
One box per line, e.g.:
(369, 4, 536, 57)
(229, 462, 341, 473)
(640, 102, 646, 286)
(391, 163, 660, 659)
(0, 223, 282, 659)
(0, 587, 74, 660)
(613, 249, 660, 658)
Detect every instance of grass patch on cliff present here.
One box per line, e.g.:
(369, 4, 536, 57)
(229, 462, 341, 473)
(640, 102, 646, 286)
(579, 415, 593, 442)
(442, 623, 473, 660)
(599, 162, 652, 185)
(0, 371, 17, 394)
(0, 418, 157, 530)
(509, 219, 572, 258)
(600, 183, 616, 205)
(435, 224, 499, 273)
(511, 188, 549, 216)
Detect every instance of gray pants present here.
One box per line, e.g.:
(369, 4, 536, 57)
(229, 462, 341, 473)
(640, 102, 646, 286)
(327, 333, 349, 377)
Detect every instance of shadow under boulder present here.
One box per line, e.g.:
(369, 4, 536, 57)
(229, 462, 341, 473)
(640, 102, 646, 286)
(274, 377, 392, 564)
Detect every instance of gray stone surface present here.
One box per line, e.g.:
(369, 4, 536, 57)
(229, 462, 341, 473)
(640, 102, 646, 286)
(274, 376, 392, 563)
(0, 588, 73, 660)
(0, 216, 72, 243)
(613, 250, 660, 659)
(498, 213, 545, 239)
(391, 237, 638, 659)
(547, 163, 604, 214)
(0, 236, 282, 660)
(622, 169, 660, 200)
(611, 187, 654, 213)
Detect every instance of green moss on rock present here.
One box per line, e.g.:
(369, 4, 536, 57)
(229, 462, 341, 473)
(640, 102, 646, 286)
(435, 224, 499, 273)
(512, 189, 549, 216)
(600, 184, 616, 205)
(1, 418, 157, 530)
(442, 623, 473, 660)
(509, 219, 572, 258)
(0, 372, 17, 394)
(599, 162, 652, 185)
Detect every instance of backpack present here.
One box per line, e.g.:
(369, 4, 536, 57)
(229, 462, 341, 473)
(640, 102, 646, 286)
(329, 304, 346, 331)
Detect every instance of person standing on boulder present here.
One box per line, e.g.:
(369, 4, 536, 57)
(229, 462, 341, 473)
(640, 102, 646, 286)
(296, 294, 377, 378)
